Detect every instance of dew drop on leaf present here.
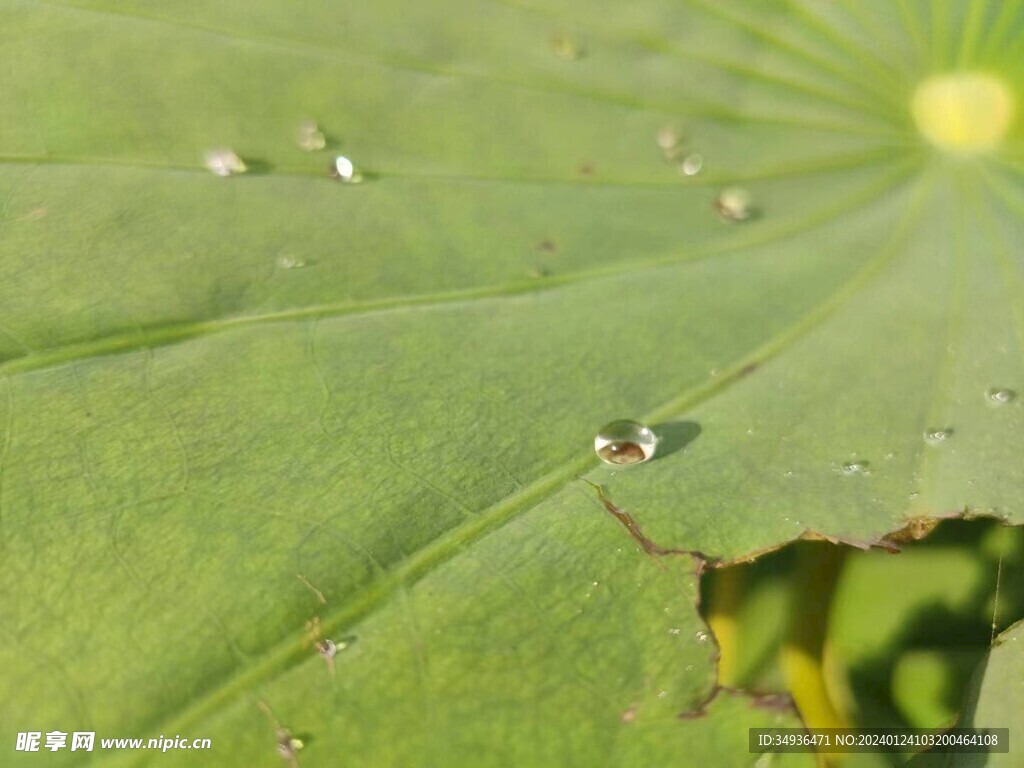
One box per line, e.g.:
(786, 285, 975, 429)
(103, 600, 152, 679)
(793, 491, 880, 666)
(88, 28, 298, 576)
(330, 155, 362, 183)
(594, 420, 657, 465)
(986, 388, 1016, 405)
(839, 461, 869, 476)
(316, 639, 337, 659)
(924, 428, 953, 445)
(679, 153, 703, 176)
(296, 119, 326, 152)
(714, 187, 752, 222)
(203, 148, 247, 177)
(657, 125, 680, 151)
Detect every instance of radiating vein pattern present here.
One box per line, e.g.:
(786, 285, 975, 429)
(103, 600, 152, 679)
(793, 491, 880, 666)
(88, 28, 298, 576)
(0, 1, 1022, 767)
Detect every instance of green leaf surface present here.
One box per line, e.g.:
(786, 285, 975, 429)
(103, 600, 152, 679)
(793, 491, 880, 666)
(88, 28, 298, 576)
(1, 0, 1023, 765)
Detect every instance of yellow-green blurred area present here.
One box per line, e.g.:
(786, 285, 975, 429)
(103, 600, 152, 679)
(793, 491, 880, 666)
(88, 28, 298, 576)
(702, 521, 1023, 766)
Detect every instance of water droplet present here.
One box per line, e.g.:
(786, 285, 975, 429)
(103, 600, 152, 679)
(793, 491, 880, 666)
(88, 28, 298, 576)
(204, 148, 247, 177)
(594, 420, 657, 465)
(657, 125, 680, 149)
(909, 491, 920, 499)
(783, 470, 795, 478)
(277, 734, 304, 759)
(884, 452, 896, 460)
(679, 153, 704, 176)
(316, 639, 337, 658)
(986, 388, 1016, 405)
(668, 628, 681, 636)
(277, 255, 306, 270)
(330, 155, 362, 183)
(550, 34, 583, 61)
(840, 461, 869, 475)
(714, 187, 752, 222)
(296, 119, 326, 152)
(657, 690, 668, 699)
(924, 428, 953, 445)
(685, 664, 694, 672)
(694, 630, 710, 643)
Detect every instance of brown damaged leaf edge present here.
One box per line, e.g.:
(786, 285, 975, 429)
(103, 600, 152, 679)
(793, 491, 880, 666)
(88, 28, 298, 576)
(582, 480, 720, 564)
(678, 687, 797, 721)
(582, 482, 1020, 725)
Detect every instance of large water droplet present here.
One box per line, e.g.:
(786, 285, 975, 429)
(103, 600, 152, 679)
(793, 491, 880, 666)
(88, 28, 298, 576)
(986, 388, 1016, 405)
(714, 187, 752, 222)
(924, 428, 953, 445)
(330, 155, 362, 183)
(204, 148, 247, 177)
(594, 420, 657, 465)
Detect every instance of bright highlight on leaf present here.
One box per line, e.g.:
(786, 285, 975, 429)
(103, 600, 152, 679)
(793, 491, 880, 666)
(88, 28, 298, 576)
(911, 72, 1015, 153)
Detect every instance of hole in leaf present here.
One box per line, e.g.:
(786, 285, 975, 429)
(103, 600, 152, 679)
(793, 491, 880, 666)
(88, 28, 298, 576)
(699, 520, 1022, 763)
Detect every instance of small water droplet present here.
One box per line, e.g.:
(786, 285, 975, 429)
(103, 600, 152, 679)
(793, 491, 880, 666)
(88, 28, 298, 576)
(924, 428, 953, 445)
(330, 155, 362, 183)
(783, 470, 795, 478)
(204, 148, 247, 177)
(296, 119, 326, 152)
(986, 388, 1016, 405)
(685, 664, 694, 672)
(839, 461, 869, 476)
(594, 419, 657, 465)
(277, 255, 306, 270)
(679, 153, 703, 176)
(277, 734, 304, 759)
(884, 452, 896, 460)
(657, 690, 668, 699)
(668, 628, 681, 636)
(694, 630, 710, 643)
(316, 639, 337, 658)
(714, 187, 752, 222)
(909, 491, 920, 499)
(550, 34, 583, 61)
(657, 125, 681, 153)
